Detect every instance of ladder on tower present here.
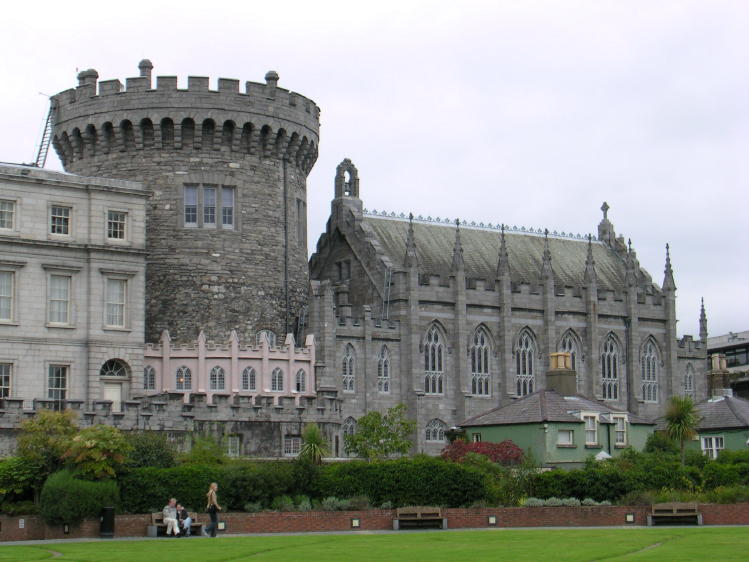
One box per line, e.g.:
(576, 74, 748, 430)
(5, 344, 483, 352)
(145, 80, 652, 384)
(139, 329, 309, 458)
(34, 107, 54, 168)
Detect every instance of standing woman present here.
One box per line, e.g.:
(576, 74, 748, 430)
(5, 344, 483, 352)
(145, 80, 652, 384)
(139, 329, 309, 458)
(203, 482, 222, 537)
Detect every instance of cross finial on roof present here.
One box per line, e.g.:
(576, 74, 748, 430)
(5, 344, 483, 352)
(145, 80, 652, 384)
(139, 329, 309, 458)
(601, 202, 609, 220)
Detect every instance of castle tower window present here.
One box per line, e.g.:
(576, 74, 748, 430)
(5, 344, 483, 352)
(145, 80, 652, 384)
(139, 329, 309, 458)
(424, 325, 444, 395)
(600, 336, 620, 400)
(343, 416, 357, 437)
(559, 331, 580, 392)
(203, 186, 216, 225)
(684, 364, 695, 398)
(515, 329, 536, 397)
(176, 366, 192, 391)
(271, 367, 284, 392)
(342, 344, 355, 393)
(295, 369, 306, 392)
(160, 118, 174, 149)
(377, 346, 390, 393)
(470, 328, 490, 396)
(640, 339, 659, 403)
(210, 366, 225, 391)
(221, 187, 234, 228)
(242, 366, 256, 391)
(143, 365, 156, 390)
(184, 186, 198, 226)
(425, 419, 446, 442)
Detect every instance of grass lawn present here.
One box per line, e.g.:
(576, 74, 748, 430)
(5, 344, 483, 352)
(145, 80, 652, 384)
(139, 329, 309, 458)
(1, 527, 747, 561)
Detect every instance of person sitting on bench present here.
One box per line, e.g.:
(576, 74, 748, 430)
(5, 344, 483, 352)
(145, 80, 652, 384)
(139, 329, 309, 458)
(162, 498, 180, 536)
(177, 504, 192, 536)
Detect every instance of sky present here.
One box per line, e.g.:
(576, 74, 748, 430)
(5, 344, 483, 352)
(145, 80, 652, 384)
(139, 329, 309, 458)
(1, 0, 746, 338)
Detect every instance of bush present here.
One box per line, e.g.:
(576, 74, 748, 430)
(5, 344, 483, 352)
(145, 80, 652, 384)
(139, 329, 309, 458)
(295, 496, 312, 512)
(0, 457, 39, 503)
(62, 425, 132, 480)
(523, 497, 544, 507)
(561, 497, 581, 507)
(270, 495, 295, 512)
(581, 497, 598, 506)
(40, 470, 119, 525)
(543, 497, 562, 507)
(221, 462, 298, 510)
(617, 490, 656, 506)
(380, 501, 393, 509)
(644, 432, 678, 455)
(1, 501, 38, 515)
(243, 501, 263, 513)
(441, 439, 524, 466)
(125, 432, 177, 469)
(348, 495, 370, 510)
(704, 485, 749, 504)
(119, 464, 217, 513)
(179, 436, 227, 465)
(320, 496, 350, 511)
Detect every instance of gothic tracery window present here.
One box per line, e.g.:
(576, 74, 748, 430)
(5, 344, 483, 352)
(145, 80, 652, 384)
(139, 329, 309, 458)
(176, 366, 192, 391)
(470, 328, 490, 396)
(296, 369, 306, 393)
(209, 366, 225, 391)
(377, 346, 390, 393)
(515, 329, 536, 397)
(601, 335, 620, 400)
(425, 418, 446, 442)
(242, 366, 256, 391)
(424, 325, 444, 395)
(342, 344, 355, 392)
(271, 367, 284, 392)
(684, 364, 695, 398)
(641, 339, 659, 403)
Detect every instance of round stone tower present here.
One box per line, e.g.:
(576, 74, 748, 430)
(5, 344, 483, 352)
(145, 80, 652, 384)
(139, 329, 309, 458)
(50, 61, 319, 343)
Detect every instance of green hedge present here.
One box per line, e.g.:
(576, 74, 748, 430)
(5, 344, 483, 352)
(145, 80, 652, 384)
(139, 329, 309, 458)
(317, 456, 486, 507)
(40, 470, 119, 525)
(119, 464, 218, 513)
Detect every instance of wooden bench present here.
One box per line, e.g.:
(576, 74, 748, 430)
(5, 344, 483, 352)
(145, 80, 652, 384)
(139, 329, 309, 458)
(148, 512, 205, 536)
(393, 506, 446, 530)
(647, 503, 702, 526)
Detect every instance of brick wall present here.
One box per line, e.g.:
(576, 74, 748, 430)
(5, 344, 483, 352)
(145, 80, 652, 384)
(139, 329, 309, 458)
(3, 504, 748, 542)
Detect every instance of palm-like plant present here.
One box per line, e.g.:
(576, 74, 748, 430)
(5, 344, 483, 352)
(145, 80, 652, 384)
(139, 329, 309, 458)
(665, 396, 700, 465)
(299, 423, 330, 465)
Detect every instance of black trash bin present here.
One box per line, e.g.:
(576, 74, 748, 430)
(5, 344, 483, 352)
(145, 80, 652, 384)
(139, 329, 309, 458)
(100, 506, 115, 538)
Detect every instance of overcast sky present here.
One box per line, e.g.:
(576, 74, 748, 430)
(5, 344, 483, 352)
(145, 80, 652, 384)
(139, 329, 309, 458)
(2, 0, 746, 338)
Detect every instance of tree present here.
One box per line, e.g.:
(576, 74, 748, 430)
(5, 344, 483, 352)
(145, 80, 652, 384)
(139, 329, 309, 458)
(125, 431, 177, 469)
(299, 423, 329, 465)
(61, 425, 132, 480)
(344, 404, 416, 461)
(16, 409, 78, 497)
(665, 396, 700, 465)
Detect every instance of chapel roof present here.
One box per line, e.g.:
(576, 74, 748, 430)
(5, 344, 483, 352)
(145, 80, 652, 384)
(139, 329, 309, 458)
(362, 213, 635, 291)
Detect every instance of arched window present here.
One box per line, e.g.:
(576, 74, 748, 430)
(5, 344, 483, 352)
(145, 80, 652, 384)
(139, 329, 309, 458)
(100, 359, 129, 378)
(641, 339, 659, 403)
(271, 368, 284, 392)
(143, 365, 156, 390)
(600, 335, 620, 400)
(256, 330, 276, 347)
(241, 366, 256, 391)
(425, 419, 446, 442)
(515, 329, 536, 397)
(424, 325, 444, 395)
(343, 416, 357, 437)
(559, 331, 580, 392)
(209, 366, 225, 391)
(176, 366, 192, 391)
(684, 364, 695, 398)
(470, 328, 490, 396)
(296, 369, 306, 393)
(377, 346, 390, 393)
(342, 344, 355, 392)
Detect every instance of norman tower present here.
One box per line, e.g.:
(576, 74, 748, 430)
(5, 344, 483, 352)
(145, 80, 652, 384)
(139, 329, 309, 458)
(50, 61, 320, 343)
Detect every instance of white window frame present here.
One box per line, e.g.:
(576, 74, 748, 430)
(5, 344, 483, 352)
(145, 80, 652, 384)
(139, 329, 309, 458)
(0, 199, 17, 232)
(104, 277, 127, 328)
(271, 368, 284, 392)
(472, 433, 482, 443)
(106, 209, 129, 242)
(701, 435, 725, 460)
(183, 184, 236, 229)
(176, 366, 192, 391)
(47, 363, 69, 401)
(613, 415, 628, 447)
(47, 272, 72, 326)
(49, 204, 72, 237)
(0, 266, 21, 324)
(143, 365, 156, 390)
(583, 414, 599, 446)
(0, 362, 12, 398)
(283, 435, 301, 456)
(295, 369, 306, 393)
(557, 429, 575, 446)
(221, 187, 235, 229)
(209, 366, 226, 391)
(241, 366, 256, 391)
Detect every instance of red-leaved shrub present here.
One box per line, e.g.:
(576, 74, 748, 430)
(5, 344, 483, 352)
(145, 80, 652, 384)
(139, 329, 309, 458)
(441, 439, 523, 465)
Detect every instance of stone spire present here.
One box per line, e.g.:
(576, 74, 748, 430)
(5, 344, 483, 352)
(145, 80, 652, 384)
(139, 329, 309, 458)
(624, 238, 637, 287)
(497, 224, 510, 277)
(699, 297, 708, 343)
(662, 243, 676, 291)
(583, 234, 597, 285)
(403, 213, 418, 269)
(451, 219, 465, 271)
(541, 229, 553, 281)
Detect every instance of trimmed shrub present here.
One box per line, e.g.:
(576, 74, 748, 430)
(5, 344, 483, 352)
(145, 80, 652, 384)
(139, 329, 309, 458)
(1, 501, 38, 515)
(581, 497, 598, 506)
(705, 485, 749, 504)
(296, 496, 312, 512)
(561, 497, 581, 507)
(617, 490, 656, 506)
(271, 495, 295, 512)
(221, 462, 298, 510)
(320, 496, 350, 511)
(543, 497, 563, 507)
(40, 470, 119, 525)
(348, 495, 370, 510)
(119, 464, 217, 513)
(125, 432, 177, 469)
(243, 501, 263, 513)
(523, 497, 544, 507)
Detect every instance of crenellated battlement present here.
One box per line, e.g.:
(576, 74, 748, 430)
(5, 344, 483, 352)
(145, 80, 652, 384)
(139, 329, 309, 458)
(51, 61, 320, 174)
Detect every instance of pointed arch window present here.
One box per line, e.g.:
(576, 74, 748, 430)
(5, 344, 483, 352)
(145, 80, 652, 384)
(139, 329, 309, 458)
(600, 336, 620, 400)
(271, 368, 284, 392)
(343, 416, 357, 436)
(241, 366, 256, 392)
(377, 346, 390, 393)
(143, 365, 156, 390)
(470, 328, 490, 396)
(641, 339, 659, 403)
(295, 369, 306, 393)
(256, 330, 276, 347)
(515, 329, 536, 397)
(176, 366, 192, 391)
(425, 419, 446, 442)
(342, 344, 355, 393)
(424, 325, 444, 395)
(209, 366, 225, 391)
(684, 364, 695, 398)
(559, 331, 580, 392)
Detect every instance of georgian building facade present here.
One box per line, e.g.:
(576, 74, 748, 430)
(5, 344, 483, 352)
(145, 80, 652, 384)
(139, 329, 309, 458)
(309, 159, 708, 454)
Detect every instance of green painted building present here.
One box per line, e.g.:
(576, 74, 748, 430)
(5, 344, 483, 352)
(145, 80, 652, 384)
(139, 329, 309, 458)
(686, 395, 749, 459)
(460, 389, 654, 469)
